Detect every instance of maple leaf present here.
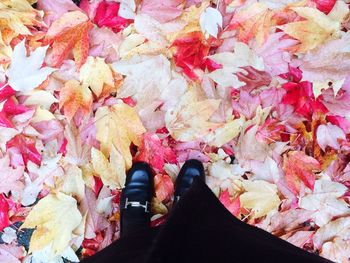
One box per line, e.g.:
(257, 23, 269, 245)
(0, 155, 24, 195)
(321, 237, 350, 263)
(20, 192, 82, 255)
(6, 134, 42, 166)
(91, 146, 126, 189)
(0, 244, 23, 263)
(140, 0, 184, 23)
(199, 7, 222, 38)
(316, 123, 346, 151)
(207, 42, 264, 88)
(79, 56, 115, 98)
(59, 79, 93, 121)
(154, 173, 174, 202)
(227, 2, 275, 45)
(165, 87, 221, 142)
(219, 189, 240, 217)
(282, 151, 321, 195)
(313, 0, 336, 14)
(0, 0, 43, 43)
(80, 187, 109, 239)
(93, 0, 133, 33)
(313, 217, 350, 250)
(292, 31, 350, 97)
(6, 40, 56, 92)
(277, 7, 341, 52)
(44, 11, 93, 69)
(239, 179, 280, 219)
(0, 194, 10, 232)
(135, 133, 177, 172)
(94, 103, 146, 169)
(300, 179, 349, 227)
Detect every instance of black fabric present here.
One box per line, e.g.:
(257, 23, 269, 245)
(82, 179, 332, 263)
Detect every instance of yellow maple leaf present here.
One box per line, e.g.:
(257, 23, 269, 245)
(278, 7, 341, 52)
(59, 79, 93, 121)
(94, 103, 146, 169)
(239, 180, 280, 219)
(0, 0, 42, 44)
(20, 192, 82, 255)
(79, 56, 115, 98)
(228, 2, 275, 45)
(165, 87, 221, 141)
(91, 146, 125, 189)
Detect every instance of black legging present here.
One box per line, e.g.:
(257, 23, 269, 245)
(82, 178, 332, 263)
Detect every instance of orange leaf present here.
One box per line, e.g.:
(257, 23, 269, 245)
(282, 151, 321, 195)
(59, 79, 93, 121)
(154, 174, 174, 202)
(228, 3, 275, 45)
(45, 11, 93, 68)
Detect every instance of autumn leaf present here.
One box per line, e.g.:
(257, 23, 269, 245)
(0, 0, 43, 44)
(219, 189, 241, 217)
(199, 7, 222, 38)
(44, 11, 93, 69)
(227, 2, 275, 45)
(59, 79, 93, 121)
(135, 132, 177, 172)
(239, 180, 280, 219)
(300, 179, 349, 227)
(6, 40, 56, 92)
(0, 155, 24, 195)
(277, 7, 341, 52)
(20, 192, 82, 255)
(316, 123, 346, 151)
(94, 103, 146, 169)
(79, 56, 115, 98)
(154, 173, 174, 202)
(165, 87, 221, 142)
(91, 146, 126, 189)
(282, 151, 321, 195)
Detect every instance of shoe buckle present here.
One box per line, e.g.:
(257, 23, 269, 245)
(124, 198, 150, 213)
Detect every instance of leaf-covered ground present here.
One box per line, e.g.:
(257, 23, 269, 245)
(0, 0, 350, 262)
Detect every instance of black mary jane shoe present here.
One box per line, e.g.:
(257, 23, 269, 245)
(173, 159, 205, 205)
(120, 162, 154, 238)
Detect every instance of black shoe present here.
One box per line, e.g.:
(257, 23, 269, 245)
(120, 162, 153, 238)
(173, 159, 205, 205)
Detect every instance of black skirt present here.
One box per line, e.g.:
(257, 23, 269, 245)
(82, 179, 332, 263)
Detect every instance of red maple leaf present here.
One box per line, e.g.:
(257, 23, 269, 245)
(0, 194, 10, 231)
(6, 134, 42, 166)
(313, 0, 336, 14)
(135, 133, 177, 172)
(94, 1, 133, 33)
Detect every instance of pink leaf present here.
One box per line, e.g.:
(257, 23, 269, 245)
(219, 189, 240, 216)
(316, 123, 346, 151)
(0, 195, 10, 232)
(313, 0, 336, 14)
(0, 155, 24, 195)
(140, 0, 184, 23)
(37, 0, 80, 26)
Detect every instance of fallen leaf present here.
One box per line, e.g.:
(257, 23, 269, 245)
(282, 151, 321, 195)
(20, 192, 82, 255)
(140, 0, 184, 23)
(277, 7, 341, 52)
(228, 2, 275, 45)
(240, 179, 280, 219)
(165, 87, 221, 141)
(316, 123, 346, 151)
(321, 237, 350, 263)
(6, 40, 56, 92)
(300, 179, 349, 227)
(219, 189, 240, 217)
(135, 132, 177, 172)
(94, 103, 146, 169)
(208, 42, 264, 88)
(154, 173, 174, 202)
(91, 146, 126, 189)
(313, 217, 350, 249)
(0, 244, 23, 263)
(199, 7, 222, 38)
(44, 11, 93, 68)
(0, 155, 24, 195)
(79, 56, 115, 98)
(59, 79, 93, 121)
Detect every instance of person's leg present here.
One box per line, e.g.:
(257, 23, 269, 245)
(146, 178, 332, 263)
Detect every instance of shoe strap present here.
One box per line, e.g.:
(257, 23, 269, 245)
(123, 198, 150, 213)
